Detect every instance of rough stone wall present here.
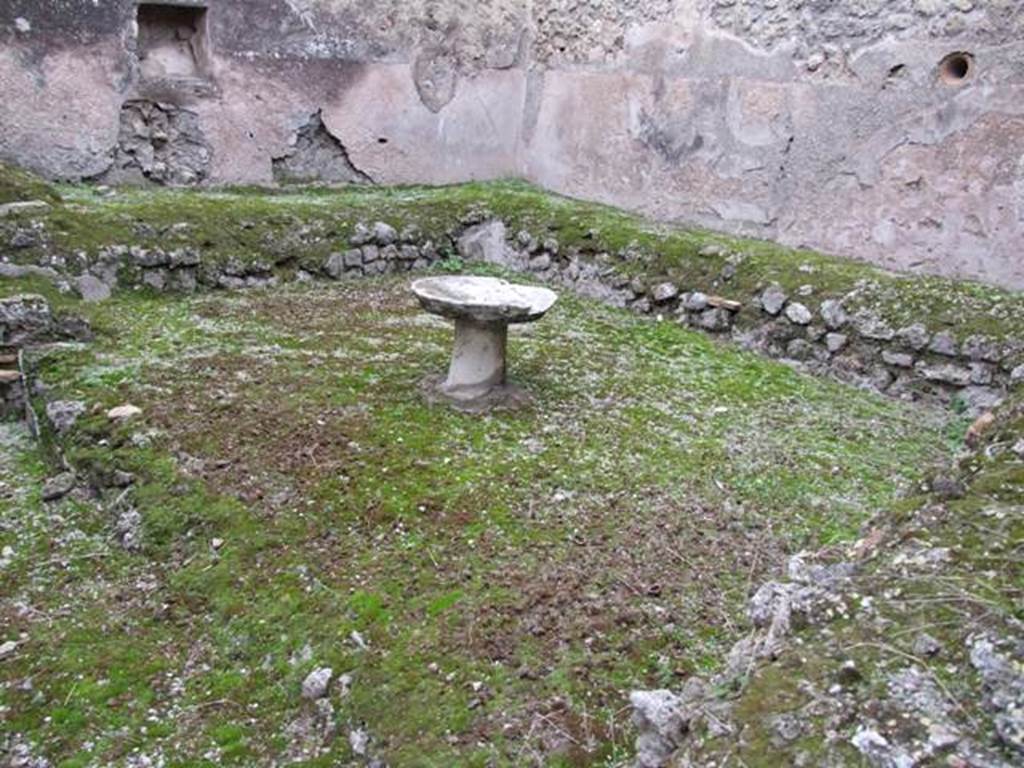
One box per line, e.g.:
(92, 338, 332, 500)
(2, 1, 1024, 287)
(705, 0, 1024, 54)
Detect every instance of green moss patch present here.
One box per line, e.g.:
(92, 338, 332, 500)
(0, 160, 61, 206)
(0, 270, 956, 765)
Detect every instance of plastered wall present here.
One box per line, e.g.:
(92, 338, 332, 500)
(2, 0, 1023, 287)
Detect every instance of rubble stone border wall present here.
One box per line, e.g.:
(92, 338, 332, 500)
(5, 207, 1022, 416)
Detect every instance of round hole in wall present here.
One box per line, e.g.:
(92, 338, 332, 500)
(939, 52, 974, 85)
(378, 137, 389, 145)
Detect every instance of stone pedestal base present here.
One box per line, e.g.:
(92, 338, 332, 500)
(442, 319, 508, 401)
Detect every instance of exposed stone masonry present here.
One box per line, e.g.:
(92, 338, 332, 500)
(99, 101, 212, 187)
(705, 0, 1024, 55)
(272, 110, 373, 186)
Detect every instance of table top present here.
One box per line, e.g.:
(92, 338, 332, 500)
(411, 276, 558, 324)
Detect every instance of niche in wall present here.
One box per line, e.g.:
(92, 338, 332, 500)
(136, 2, 210, 81)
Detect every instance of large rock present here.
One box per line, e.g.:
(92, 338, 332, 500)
(852, 311, 895, 341)
(915, 362, 972, 387)
(895, 323, 930, 351)
(302, 667, 334, 700)
(0, 200, 51, 218)
(680, 292, 709, 312)
(784, 302, 812, 326)
(323, 252, 352, 280)
(970, 637, 1024, 756)
(45, 400, 86, 435)
(42, 471, 76, 502)
(75, 274, 112, 303)
(630, 690, 688, 768)
(819, 299, 848, 330)
(760, 284, 788, 316)
(0, 294, 53, 345)
(371, 221, 398, 246)
(928, 332, 959, 357)
(457, 220, 510, 266)
(651, 282, 679, 303)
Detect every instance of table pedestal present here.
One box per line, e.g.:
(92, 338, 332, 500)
(443, 319, 508, 400)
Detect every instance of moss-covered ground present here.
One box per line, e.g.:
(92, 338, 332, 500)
(0, 161, 62, 207)
(0, 262, 959, 766)
(684, 392, 1024, 767)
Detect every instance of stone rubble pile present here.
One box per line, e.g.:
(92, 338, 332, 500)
(630, 554, 857, 768)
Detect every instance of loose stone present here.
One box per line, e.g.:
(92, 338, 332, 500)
(915, 362, 972, 387)
(142, 269, 167, 291)
(651, 282, 679, 303)
(882, 351, 914, 369)
(323, 252, 347, 279)
(371, 222, 397, 245)
(895, 323, 930, 351)
(928, 332, 958, 357)
(970, 363, 995, 386)
(707, 296, 742, 312)
(0, 200, 50, 217)
(760, 284, 788, 316)
(75, 274, 111, 303)
(302, 667, 334, 700)
(698, 308, 732, 332)
(785, 302, 812, 326)
(825, 333, 848, 353)
(529, 253, 553, 272)
(913, 633, 943, 658)
(680, 292, 709, 312)
(962, 335, 1001, 362)
(46, 400, 86, 435)
(108, 404, 143, 421)
(819, 299, 848, 330)
(350, 222, 372, 245)
(786, 339, 815, 360)
(852, 311, 895, 341)
(42, 472, 76, 502)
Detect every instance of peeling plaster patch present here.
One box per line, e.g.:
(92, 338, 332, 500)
(13, 17, 30, 33)
(272, 110, 373, 185)
(99, 100, 212, 186)
(637, 110, 704, 165)
(414, 48, 459, 113)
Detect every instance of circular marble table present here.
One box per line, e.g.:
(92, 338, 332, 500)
(411, 276, 558, 405)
